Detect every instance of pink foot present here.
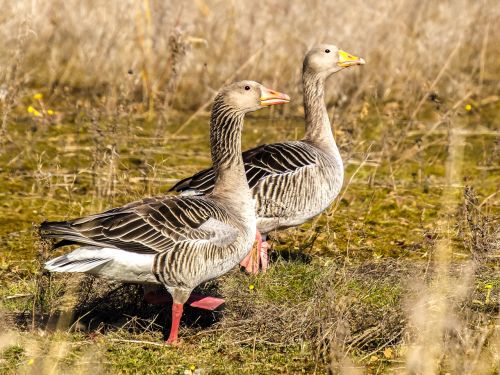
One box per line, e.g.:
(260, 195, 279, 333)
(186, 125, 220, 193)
(144, 291, 224, 311)
(187, 294, 225, 310)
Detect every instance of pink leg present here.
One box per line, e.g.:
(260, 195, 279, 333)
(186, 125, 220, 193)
(166, 303, 183, 344)
(239, 231, 261, 270)
(240, 231, 261, 274)
(240, 231, 269, 274)
(260, 240, 269, 272)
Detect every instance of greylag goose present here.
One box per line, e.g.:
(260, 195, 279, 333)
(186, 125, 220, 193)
(41, 81, 290, 344)
(170, 45, 365, 273)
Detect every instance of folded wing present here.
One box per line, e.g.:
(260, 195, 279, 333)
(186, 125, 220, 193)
(40, 196, 239, 254)
(170, 141, 317, 195)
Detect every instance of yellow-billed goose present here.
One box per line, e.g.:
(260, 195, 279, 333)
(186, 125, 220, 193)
(41, 81, 290, 344)
(171, 45, 365, 273)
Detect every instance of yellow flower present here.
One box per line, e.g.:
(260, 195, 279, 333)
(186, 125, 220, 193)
(189, 364, 196, 371)
(27, 105, 42, 117)
(33, 93, 43, 100)
(27, 358, 34, 365)
(464, 104, 472, 112)
(249, 284, 255, 291)
(383, 347, 394, 359)
(47, 109, 55, 115)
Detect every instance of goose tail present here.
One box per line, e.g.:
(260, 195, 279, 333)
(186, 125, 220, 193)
(44, 247, 158, 284)
(39, 220, 73, 238)
(39, 220, 105, 248)
(44, 249, 111, 273)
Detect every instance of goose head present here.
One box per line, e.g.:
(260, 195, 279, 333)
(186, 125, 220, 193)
(303, 44, 365, 78)
(219, 81, 290, 113)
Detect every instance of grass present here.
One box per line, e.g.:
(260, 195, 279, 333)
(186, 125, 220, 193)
(1, 0, 499, 373)
(1, 105, 499, 374)
(0, 107, 498, 373)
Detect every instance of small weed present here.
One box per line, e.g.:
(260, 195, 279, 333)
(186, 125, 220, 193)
(0, 345, 25, 374)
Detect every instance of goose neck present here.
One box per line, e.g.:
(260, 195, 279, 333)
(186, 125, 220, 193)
(302, 72, 336, 153)
(209, 101, 251, 206)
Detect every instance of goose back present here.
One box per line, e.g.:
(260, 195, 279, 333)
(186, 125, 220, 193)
(170, 140, 343, 234)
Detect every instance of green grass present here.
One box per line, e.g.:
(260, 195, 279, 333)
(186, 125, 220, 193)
(0, 99, 498, 373)
(0, 345, 26, 374)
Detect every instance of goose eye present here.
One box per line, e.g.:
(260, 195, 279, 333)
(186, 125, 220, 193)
(244, 85, 251, 91)
(325, 49, 330, 53)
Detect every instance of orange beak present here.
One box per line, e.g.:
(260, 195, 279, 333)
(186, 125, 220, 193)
(260, 87, 291, 107)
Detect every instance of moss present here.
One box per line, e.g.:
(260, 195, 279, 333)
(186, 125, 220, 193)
(345, 279, 403, 308)
(101, 337, 313, 374)
(0, 330, 315, 374)
(0, 107, 498, 372)
(0, 345, 25, 374)
(256, 262, 321, 305)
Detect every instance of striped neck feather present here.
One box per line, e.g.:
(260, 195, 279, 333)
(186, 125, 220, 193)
(302, 72, 337, 153)
(209, 97, 249, 200)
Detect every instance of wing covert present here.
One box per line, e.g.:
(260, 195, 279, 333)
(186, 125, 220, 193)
(41, 196, 238, 254)
(170, 141, 317, 194)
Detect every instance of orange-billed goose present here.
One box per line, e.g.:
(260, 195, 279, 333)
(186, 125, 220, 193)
(170, 45, 365, 273)
(41, 81, 290, 344)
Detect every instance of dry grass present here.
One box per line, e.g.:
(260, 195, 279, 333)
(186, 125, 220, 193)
(1, 0, 499, 119)
(0, 0, 499, 374)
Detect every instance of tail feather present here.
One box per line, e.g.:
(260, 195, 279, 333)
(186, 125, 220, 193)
(45, 253, 111, 273)
(40, 220, 72, 236)
(44, 247, 158, 284)
(40, 220, 108, 248)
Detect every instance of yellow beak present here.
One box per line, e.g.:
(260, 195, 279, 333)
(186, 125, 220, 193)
(337, 50, 366, 68)
(260, 87, 291, 107)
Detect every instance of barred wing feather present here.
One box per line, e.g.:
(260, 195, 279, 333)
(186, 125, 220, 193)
(40, 196, 239, 254)
(170, 142, 317, 194)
